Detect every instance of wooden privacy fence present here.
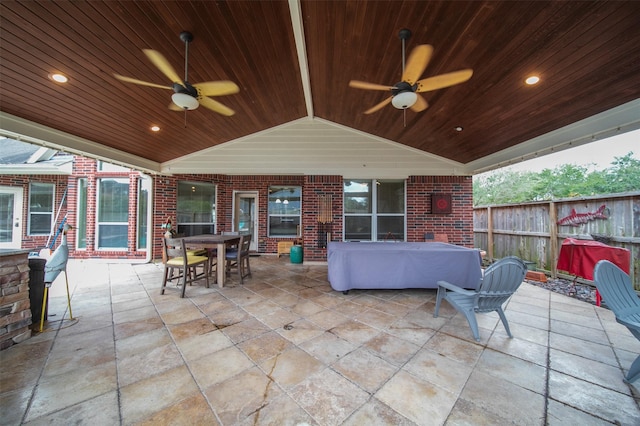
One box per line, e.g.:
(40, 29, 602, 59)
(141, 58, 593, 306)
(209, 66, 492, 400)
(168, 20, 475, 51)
(474, 192, 640, 290)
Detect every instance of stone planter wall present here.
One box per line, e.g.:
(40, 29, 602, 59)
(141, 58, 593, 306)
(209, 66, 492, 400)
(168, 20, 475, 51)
(0, 250, 32, 350)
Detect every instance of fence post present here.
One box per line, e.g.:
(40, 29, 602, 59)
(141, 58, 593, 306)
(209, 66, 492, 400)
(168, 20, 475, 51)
(549, 201, 558, 278)
(487, 206, 494, 260)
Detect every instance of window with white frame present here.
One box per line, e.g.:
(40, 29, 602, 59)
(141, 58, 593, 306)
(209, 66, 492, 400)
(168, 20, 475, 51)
(28, 182, 54, 235)
(97, 178, 129, 249)
(343, 179, 405, 241)
(268, 186, 301, 237)
(76, 178, 87, 249)
(97, 161, 131, 172)
(177, 181, 216, 236)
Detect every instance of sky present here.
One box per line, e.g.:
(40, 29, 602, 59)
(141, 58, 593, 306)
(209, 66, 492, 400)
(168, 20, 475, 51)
(486, 128, 639, 174)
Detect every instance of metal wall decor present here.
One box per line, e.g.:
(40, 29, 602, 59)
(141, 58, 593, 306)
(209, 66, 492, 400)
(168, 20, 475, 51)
(431, 193, 452, 214)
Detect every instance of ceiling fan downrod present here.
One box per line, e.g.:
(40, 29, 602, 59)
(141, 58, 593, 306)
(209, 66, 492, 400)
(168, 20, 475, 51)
(394, 28, 416, 125)
(399, 28, 411, 76)
(180, 31, 193, 83)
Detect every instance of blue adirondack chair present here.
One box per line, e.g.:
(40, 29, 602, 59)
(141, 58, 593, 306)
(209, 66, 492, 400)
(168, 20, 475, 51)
(594, 260, 640, 384)
(434, 256, 527, 341)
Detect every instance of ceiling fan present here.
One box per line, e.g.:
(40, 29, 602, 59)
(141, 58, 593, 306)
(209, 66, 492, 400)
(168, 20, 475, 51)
(114, 31, 239, 116)
(349, 28, 473, 115)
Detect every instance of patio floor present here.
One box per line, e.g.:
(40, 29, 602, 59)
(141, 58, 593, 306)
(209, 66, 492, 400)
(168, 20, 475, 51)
(1, 256, 639, 425)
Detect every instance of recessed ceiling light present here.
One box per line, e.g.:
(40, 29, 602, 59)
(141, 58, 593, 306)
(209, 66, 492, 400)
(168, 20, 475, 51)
(150, 125, 160, 132)
(525, 75, 540, 85)
(454, 126, 464, 132)
(49, 73, 68, 83)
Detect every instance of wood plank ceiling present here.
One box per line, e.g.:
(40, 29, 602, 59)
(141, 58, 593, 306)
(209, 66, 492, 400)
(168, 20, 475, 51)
(1, 1, 639, 175)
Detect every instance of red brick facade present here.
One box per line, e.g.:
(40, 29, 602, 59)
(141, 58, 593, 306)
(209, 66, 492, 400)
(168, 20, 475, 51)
(406, 176, 474, 246)
(3, 157, 474, 262)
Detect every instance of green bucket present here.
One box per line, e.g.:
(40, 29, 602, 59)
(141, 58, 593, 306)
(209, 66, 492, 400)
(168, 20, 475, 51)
(290, 245, 303, 264)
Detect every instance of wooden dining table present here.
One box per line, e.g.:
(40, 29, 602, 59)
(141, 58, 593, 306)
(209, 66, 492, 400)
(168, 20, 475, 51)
(182, 234, 241, 288)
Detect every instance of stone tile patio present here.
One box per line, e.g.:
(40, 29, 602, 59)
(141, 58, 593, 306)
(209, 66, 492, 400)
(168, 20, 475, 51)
(1, 256, 639, 425)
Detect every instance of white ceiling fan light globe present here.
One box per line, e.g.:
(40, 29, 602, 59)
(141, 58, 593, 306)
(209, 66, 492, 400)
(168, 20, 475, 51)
(171, 92, 199, 110)
(391, 91, 417, 109)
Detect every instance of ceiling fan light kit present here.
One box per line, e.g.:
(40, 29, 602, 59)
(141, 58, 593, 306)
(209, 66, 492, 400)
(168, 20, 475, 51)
(172, 92, 199, 110)
(391, 91, 417, 109)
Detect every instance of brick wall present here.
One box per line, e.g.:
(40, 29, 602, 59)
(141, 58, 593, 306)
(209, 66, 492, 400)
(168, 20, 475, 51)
(152, 174, 306, 259)
(151, 174, 474, 262)
(302, 175, 343, 261)
(4, 159, 475, 262)
(407, 175, 474, 246)
(69, 157, 147, 260)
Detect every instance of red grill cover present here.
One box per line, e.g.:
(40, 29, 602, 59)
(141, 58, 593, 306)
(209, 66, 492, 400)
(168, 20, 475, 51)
(557, 237, 630, 280)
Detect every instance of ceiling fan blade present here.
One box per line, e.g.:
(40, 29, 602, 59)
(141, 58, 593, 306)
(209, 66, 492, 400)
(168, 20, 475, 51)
(349, 80, 394, 91)
(193, 81, 240, 96)
(113, 74, 172, 90)
(143, 49, 183, 84)
(199, 96, 235, 116)
(415, 69, 473, 92)
(402, 44, 433, 85)
(364, 97, 392, 114)
(410, 94, 429, 112)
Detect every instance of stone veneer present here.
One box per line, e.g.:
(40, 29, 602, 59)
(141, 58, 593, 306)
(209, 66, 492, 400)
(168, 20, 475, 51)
(0, 250, 32, 350)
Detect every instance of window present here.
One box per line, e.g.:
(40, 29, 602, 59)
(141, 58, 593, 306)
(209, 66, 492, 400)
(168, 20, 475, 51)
(344, 179, 405, 241)
(97, 161, 131, 173)
(177, 181, 216, 236)
(28, 183, 54, 235)
(97, 178, 129, 249)
(76, 178, 87, 249)
(268, 186, 301, 237)
(137, 177, 151, 250)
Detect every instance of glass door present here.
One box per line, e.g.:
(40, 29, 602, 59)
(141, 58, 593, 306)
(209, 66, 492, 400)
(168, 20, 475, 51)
(233, 191, 258, 251)
(0, 186, 23, 249)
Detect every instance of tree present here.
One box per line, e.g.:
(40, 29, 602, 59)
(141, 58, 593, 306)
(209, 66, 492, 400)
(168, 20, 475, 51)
(473, 169, 538, 205)
(473, 152, 639, 205)
(602, 153, 640, 193)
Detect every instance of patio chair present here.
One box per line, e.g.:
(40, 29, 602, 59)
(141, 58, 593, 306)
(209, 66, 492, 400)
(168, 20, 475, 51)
(226, 234, 252, 284)
(434, 256, 527, 341)
(593, 260, 640, 384)
(161, 237, 209, 298)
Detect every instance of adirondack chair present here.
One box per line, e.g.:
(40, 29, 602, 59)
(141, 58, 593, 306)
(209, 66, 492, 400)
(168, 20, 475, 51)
(593, 260, 640, 384)
(434, 256, 527, 341)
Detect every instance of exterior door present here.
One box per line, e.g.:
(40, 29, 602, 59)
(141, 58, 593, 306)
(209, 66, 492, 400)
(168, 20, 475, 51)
(0, 186, 23, 249)
(233, 191, 258, 251)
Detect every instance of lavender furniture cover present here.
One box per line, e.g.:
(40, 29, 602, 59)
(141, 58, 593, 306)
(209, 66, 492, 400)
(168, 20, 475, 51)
(327, 242, 483, 292)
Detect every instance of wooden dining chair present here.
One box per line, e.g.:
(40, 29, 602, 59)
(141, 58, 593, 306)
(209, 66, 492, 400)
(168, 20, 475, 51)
(161, 237, 210, 298)
(183, 239, 218, 283)
(225, 234, 252, 284)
